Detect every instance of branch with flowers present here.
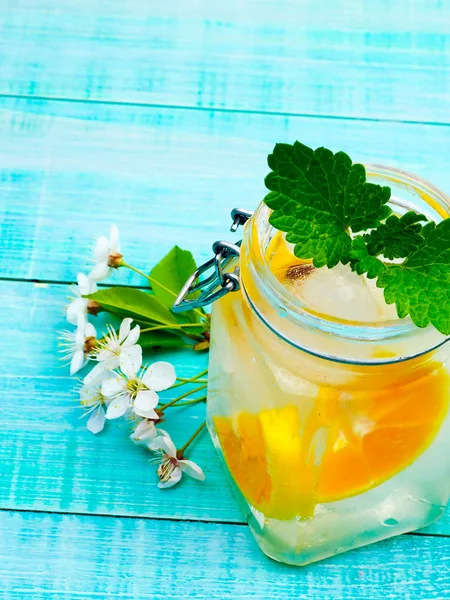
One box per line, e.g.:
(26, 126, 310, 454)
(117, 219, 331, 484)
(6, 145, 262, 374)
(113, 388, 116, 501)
(59, 226, 209, 488)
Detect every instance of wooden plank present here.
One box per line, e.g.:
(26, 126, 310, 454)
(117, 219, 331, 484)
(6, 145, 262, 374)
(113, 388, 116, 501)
(0, 510, 449, 599)
(1, 1, 450, 123)
(0, 279, 448, 536)
(1, 97, 450, 284)
(0, 280, 241, 522)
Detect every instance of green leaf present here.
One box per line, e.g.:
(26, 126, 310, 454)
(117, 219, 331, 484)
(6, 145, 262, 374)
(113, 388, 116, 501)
(363, 212, 427, 260)
(264, 141, 450, 334)
(86, 287, 178, 326)
(349, 237, 387, 279)
(150, 246, 198, 309)
(264, 141, 392, 268)
(149, 246, 207, 334)
(139, 330, 190, 350)
(375, 220, 450, 334)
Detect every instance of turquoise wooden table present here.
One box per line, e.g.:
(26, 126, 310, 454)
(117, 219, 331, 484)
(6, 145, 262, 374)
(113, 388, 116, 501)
(1, 1, 450, 597)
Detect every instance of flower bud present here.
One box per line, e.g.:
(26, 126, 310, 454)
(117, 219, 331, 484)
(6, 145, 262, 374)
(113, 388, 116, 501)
(83, 336, 98, 354)
(107, 252, 123, 268)
(87, 300, 103, 316)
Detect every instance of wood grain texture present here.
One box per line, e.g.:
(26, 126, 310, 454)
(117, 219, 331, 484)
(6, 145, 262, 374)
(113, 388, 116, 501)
(0, 511, 449, 600)
(1, 97, 450, 285)
(1, 1, 450, 123)
(0, 280, 241, 522)
(2, 1, 450, 591)
(0, 279, 448, 536)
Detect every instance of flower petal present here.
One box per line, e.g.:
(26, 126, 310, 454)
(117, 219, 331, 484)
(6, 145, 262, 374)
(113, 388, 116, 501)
(158, 467, 182, 489)
(110, 224, 120, 253)
(157, 428, 170, 439)
(142, 361, 176, 392)
(130, 419, 156, 443)
(84, 362, 109, 386)
(120, 345, 142, 379)
(101, 376, 124, 397)
(149, 435, 177, 457)
(89, 262, 110, 283)
(96, 348, 115, 362)
(105, 394, 130, 419)
(87, 406, 106, 434)
(76, 310, 88, 331)
(101, 356, 121, 371)
(122, 324, 140, 348)
(77, 273, 91, 296)
(66, 298, 87, 325)
(70, 350, 85, 375)
(134, 389, 159, 412)
(88, 279, 98, 294)
(133, 405, 159, 419)
(179, 459, 205, 481)
(84, 322, 97, 339)
(93, 235, 110, 262)
(118, 318, 132, 343)
(79, 384, 94, 405)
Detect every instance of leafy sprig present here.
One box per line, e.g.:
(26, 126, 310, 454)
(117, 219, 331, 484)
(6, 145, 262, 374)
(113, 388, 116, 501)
(86, 246, 210, 349)
(264, 141, 450, 335)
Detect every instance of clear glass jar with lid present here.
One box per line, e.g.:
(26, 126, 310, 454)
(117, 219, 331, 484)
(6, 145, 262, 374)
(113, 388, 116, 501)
(177, 165, 450, 566)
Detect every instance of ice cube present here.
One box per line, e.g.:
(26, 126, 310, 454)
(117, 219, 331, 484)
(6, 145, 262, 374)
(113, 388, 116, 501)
(284, 263, 398, 322)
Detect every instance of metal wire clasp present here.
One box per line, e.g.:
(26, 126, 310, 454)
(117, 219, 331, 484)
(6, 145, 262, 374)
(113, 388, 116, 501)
(172, 208, 253, 313)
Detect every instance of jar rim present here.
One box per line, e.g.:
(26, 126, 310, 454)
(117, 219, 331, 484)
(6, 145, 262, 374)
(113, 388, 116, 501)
(244, 163, 450, 364)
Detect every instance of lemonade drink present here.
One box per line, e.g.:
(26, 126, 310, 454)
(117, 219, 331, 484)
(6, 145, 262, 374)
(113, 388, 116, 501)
(206, 167, 450, 565)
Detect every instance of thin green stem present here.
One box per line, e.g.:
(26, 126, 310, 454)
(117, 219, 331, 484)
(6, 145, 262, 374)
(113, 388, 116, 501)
(178, 421, 207, 456)
(169, 396, 206, 408)
(137, 320, 204, 342)
(158, 384, 207, 411)
(119, 259, 206, 321)
(119, 261, 152, 283)
(148, 274, 206, 321)
(170, 369, 208, 389)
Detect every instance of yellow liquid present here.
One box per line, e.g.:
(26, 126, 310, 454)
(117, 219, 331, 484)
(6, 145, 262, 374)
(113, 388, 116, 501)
(209, 234, 450, 521)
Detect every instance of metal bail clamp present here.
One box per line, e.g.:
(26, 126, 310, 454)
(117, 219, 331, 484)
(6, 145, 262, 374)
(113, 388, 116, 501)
(172, 208, 253, 313)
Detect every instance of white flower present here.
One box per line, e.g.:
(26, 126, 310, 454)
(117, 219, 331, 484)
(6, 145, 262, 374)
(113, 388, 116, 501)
(149, 435, 205, 489)
(89, 224, 122, 282)
(66, 273, 97, 325)
(79, 379, 110, 434)
(101, 357, 176, 421)
(59, 317, 97, 375)
(84, 318, 142, 386)
(130, 418, 169, 445)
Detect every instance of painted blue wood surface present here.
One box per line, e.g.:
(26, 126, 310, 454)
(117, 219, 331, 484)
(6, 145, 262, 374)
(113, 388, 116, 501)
(0, 280, 448, 536)
(0, 511, 449, 600)
(1, 0, 450, 597)
(1, 1, 450, 123)
(1, 97, 450, 285)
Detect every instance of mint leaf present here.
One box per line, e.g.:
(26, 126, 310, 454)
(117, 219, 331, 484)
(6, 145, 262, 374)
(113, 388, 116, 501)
(86, 287, 178, 326)
(363, 212, 427, 260)
(264, 141, 450, 334)
(376, 220, 450, 333)
(350, 237, 386, 279)
(264, 142, 391, 268)
(352, 220, 450, 334)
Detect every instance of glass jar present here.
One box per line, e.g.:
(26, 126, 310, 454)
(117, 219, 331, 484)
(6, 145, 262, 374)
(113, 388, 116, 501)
(206, 166, 450, 566)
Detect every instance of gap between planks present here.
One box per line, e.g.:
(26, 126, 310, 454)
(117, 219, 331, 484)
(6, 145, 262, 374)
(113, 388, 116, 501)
(0, 506, 447, 538)
(1, 92, 450, 130)
(0, 275, 150, 289)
